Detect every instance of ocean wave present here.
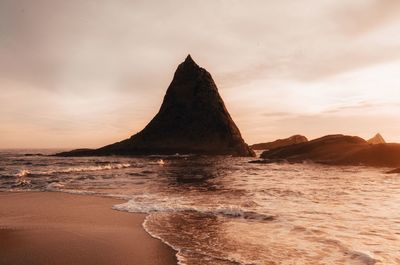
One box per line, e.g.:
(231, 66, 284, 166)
(113, 196, 274, 221)
(42, 186, 133, 201)
(0, 174, 14, 179)
(16, 169, 31, 177)
(311, 237, 379, 265)
(14, 163, 132, 177)
(14, 169, 31, 186)
(46, 182, 65, 189)
(143, 216, 244, 265)
(48, 163, 132, 173)
(141, 217, 187, 265)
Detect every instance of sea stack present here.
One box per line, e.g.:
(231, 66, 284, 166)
(57, 55, 254, 157)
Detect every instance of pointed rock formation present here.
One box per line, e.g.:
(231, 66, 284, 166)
(251, 135, 308, 150)
(367, 133, 386, 144)
(57, 55, 254, 157)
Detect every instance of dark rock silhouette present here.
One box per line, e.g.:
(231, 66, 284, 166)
(367, 133, 386, 144)
(260, 134, 400, 167)
(251, 135, 308, 150)
(57, 55, 254, 157)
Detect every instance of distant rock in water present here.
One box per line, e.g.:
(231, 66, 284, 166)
(251, 135, 308, 150)
(367, 133, 386, 144)
(386, 168, 400, 174)
(260, 134, 400, 167)
(57, 55, 254, 157)
(23, 153, 44, 156)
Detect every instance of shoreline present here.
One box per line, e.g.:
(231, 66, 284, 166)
(0, 191, 177, 265)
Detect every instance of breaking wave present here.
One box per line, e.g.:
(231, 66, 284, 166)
(16, 169, 31, 177)
(113, 196, 274, 221)
(14, 163, 132, 177)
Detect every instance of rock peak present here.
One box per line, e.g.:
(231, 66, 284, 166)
(368, 133, 386, 144)
(185, 54, 193, 62)
(181, 54, 199, 69)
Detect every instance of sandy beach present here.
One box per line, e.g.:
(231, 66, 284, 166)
(0, 192, 177, 265)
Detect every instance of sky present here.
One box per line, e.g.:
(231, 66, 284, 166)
(1, 0, 400, 148)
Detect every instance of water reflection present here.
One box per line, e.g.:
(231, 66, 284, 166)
(158, 156, 229, 191)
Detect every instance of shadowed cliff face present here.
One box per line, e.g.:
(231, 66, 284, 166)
(58, 55, 254, 157)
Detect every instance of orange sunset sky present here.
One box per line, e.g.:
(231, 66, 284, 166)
(1, 0, 400, 148)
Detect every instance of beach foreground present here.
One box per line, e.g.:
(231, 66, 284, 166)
(0, 192, 177, 265)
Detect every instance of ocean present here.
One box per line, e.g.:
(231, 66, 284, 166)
(0, 149, 399, 265)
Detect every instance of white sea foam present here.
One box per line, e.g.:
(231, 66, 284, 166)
(142, 214, 250, 265)
(46, 182, 65, 189)
(51, 163, 132, 173)
(114, 195, 271, 264)
(15, 163, 132, 177)
(15, 169, 31, 186)
(15, 177, 31, 186)
(112, 195, 273, 221)
(16, 169, 31, 177)
(142, 215, 187, 265)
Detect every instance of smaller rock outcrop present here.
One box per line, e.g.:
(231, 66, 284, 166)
(260, 134, 400, 167)
(367, 133, 386, 144)
(251, 135, 308, 150)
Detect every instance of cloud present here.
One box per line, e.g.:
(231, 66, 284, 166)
(262, 112, 293, 118)
(332, 0, 400, 36)
(322, 101, 390, 114)
(2, 0, 400, 91)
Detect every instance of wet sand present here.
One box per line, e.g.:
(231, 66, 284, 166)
(0, 192, 177, 265)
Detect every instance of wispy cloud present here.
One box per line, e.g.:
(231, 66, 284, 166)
(322, 101, 400, 115)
